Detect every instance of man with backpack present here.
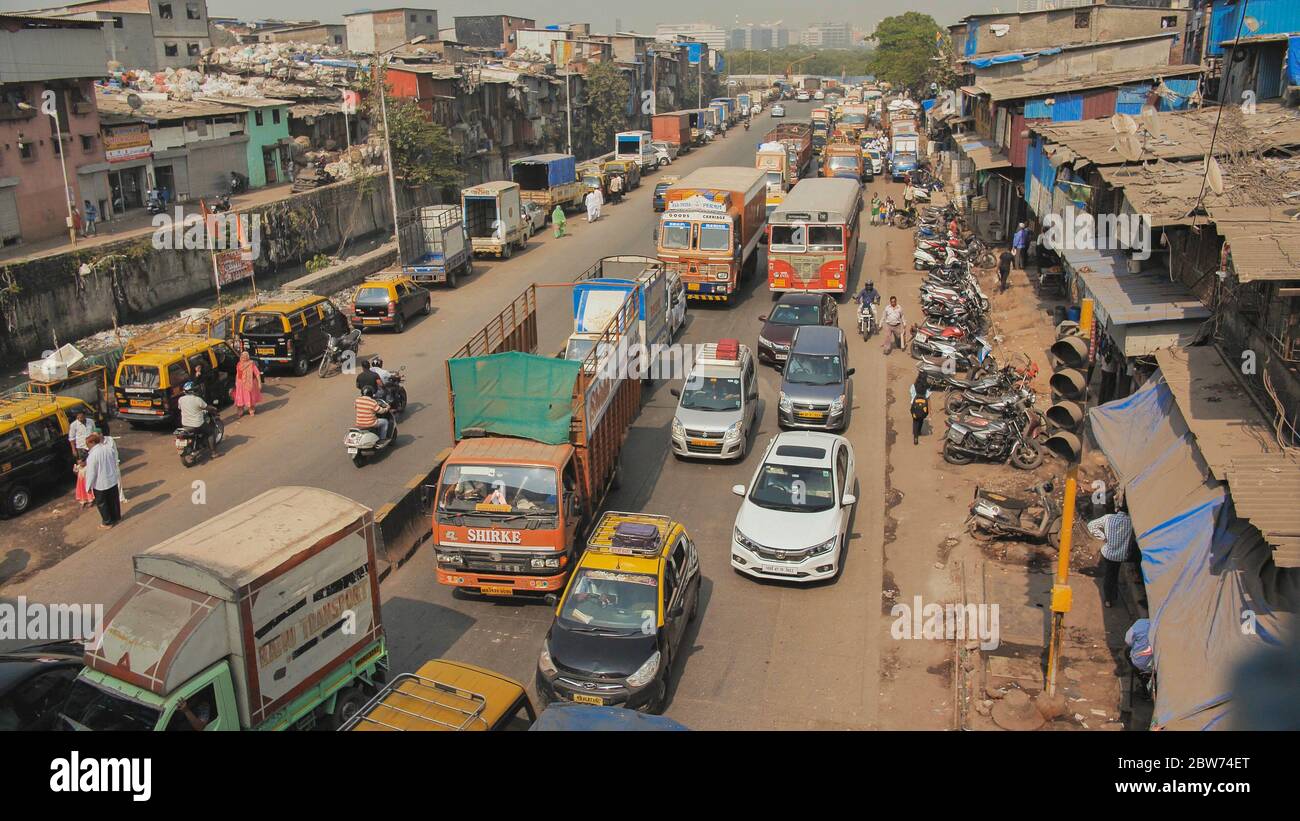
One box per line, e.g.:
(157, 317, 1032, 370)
(909, 373, 931, 445)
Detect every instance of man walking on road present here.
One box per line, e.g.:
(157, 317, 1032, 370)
(1012, 222, 1029, 269)
(585, 189, 600, 223)
(83, 200, 98, 236)
(82, 432, 122, 529)
(998, 248, 1014, 292)
(881, 296, 905, 355)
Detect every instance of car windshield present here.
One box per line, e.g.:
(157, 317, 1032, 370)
(698, 222, 731, 251)
(438, 464, 559, 515)
(354, 287, 390, 304)
(239, 312, 285, 334)
(785, 352, 844, 386)
(769, 303, 821, 325)
(559, 568, 659, 633)
(679, 375, 741, 412)
(59, 678, 162, 731)
(765, 171, 783, 188)
(118, 364, 160, 389)
(583, 175, 602, 188)
(748, 462, 836, 513)
(828, 156, 859, 170)
(660, 221, 692, 250)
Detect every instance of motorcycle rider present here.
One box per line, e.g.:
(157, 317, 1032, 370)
(178, 382, 219, 458)
(368, 356, 396, 402)
(855, 279, 881, 327)
(355, 386, 391, 443)
(355, 359, 381, 396)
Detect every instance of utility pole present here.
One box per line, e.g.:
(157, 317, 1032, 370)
(375, 36, 428, 265)
(565, 72, 573, 156)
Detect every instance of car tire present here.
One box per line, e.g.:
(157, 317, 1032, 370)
(2, 483, 32, 516)
(688, 583, 700, 622)
(393, 313, 406, 334)
(422, 296, 432, 316)
(293, 353, 310, 377)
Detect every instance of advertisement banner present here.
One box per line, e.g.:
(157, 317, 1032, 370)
(104, 124, 152, 163)
(213, 249, 254, 287)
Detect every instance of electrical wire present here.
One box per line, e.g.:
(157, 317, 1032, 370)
(1189, 0, 1251, 227)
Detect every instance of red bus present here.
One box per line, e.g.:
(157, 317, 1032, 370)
(766, 178, 862, 295)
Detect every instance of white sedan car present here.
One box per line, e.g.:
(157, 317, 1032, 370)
(770, 104, 786, 118)
(522, 201, 547, 235)
(731, 431, 856, 583)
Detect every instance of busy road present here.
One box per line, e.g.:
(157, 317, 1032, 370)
(2, 102, 915, 729)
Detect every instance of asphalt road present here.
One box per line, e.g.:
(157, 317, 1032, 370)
(3, 103, 906, 728)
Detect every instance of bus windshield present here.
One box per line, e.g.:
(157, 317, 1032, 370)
(769, 224, 806, 252)
(808, 225, 844, 251)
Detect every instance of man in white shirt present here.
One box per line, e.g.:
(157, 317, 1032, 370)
(881, 296, 906, 355)
(82, 432, 122, 528)
(67, 410, 96, 461)
(178, 384, 219, 458)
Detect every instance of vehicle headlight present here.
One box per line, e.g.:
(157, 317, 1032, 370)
(830, 394, 846, 414)
(625, 650, 661, 689)
(437, 551, 463, 565)
(809, 536, 838, 557)
(529, 557, 561, 569)
(734, 527, 758, 550)
(779, 392, 793, 412)
(538, 646, 558, 677)
(724, 422, 741, 440)
(672, 417, 684, 438)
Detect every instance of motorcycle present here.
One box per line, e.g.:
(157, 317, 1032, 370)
(174, 406, 224, 468)
(968, 480, 1062, 547)
(345, 406, 398, 466)
(945, 385, 1036, 418)
(210, 193, 232, 213)
(943, 411, 1043, 470)
(857, 301, 877, 340)
(145, 190, 165, 215)
(319, 328, 362, 377)
(230, 172, 246, 195)
(378, 366, 408, 417)
(917, 360, 1015, 394)
(912, 331, 992, 368)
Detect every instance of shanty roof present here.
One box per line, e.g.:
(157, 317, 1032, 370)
(1096, 156, 1300, 228)
(957, 32, 1180, 65)
(1031, 102, 1300, 168)
(1154, 346, 1300, 566)
(968, 64, 1202, 102)
(198, 95, 294, 109)
(1212, 206, 1300, 283)
(96, 91, 247, 122)
(1063, 247, 1210, 326)
(387, 62, 459, 78)
(956, 137, 1011, 170)
(289, 101, 343, 118)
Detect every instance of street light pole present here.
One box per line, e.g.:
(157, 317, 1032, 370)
(21, 98, 76, 247)
(565, 72, 573, 156)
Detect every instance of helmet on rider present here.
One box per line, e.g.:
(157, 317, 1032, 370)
(183, 381, 200, 395)
(369, 356, 383, 369)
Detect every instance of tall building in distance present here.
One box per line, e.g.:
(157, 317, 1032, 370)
(726, 21, 788, 51)
(800, 22, 853, 49)
(655, 22, 727, 52)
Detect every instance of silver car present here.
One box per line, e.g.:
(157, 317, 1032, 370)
(671, 343, 759, 461)
(778, 326, 853, 431)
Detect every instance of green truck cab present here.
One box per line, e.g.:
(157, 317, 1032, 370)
(58, 486, 388, 731)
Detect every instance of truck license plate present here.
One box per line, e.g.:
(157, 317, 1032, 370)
(687, 282, 700, 291)
(479, 585, 513, 597)
(763, 564, 800, 575)
(347, 447, 358, 455)
(571, 693, 604, 706)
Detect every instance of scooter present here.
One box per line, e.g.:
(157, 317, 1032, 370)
(209, 193, 232, 213)
(968, 480, 1062, 547)
(345, 408, 398, 466)
(319, 328, 362, 377)
(174, 406, 224, 468)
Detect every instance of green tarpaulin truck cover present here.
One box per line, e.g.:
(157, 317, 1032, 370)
(448, 351, 581, 445)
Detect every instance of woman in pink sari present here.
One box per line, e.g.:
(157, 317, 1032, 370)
(234, 351, 263, 417)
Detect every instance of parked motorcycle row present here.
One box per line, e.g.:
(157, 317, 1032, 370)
(900, 202, 1063, 547)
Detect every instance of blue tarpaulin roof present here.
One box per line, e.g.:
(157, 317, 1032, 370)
(529, 704, 690, 731)
(1088, 375, 1299, 729)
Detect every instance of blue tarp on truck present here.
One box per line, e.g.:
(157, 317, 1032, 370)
(511, 153, 577, 188)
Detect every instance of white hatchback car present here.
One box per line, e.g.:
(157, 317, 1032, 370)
(731, 431, 856, 583)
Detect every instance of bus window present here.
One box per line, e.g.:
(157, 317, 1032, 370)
(808, 225, 844, 251)
(770, 224, 806, 252)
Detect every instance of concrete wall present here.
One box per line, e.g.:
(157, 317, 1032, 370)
(974, 36, 1180, 80)
(968, 7, 1188, 56)
(0, 175, 437, 366)
(242, 105, 290, 188)
(346, 9, 438, 53)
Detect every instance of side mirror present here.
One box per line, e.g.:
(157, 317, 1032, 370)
(670, 388, 681, 398)
(842, 493, 857, 507)
(731, 484, 746, 497)
(543, 593, 558, 607)
(846, 368, 856, 376)
(758, 315, 768, 322)
(668, 603, 685, 619)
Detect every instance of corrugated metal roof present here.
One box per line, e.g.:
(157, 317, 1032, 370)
(1212, 207, 1300, 283)
(1154, 346, 1300, 566)
(1064, 248, 1211, 326)
(971, 64, 1203, 102)
(1030, 102, 1300, 167)
(1097, 157, 1300, 229)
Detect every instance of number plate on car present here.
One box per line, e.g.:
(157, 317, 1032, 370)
(479, 585, 513, 597)
(571, 693, 605, 706)
(363, 319, 380, 325)
(795, 411, 825, 419)
(763, 565, 800, 575)
(256, 347, 275, 355)
(347, 447, 358, 455)
(688, 438, 714, 447)
(130, 399, 152, 408)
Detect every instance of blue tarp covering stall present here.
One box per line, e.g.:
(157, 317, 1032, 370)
(1088, 376, 1299, 729)
(530, 704, 689, 731)
(1289, 36, 1300, 87)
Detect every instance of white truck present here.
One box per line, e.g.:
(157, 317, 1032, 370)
(462, 180, 528, 258)
(562, 255, 682, 365)
(615, 130, 661, 173)
(58, 486, 388, 731)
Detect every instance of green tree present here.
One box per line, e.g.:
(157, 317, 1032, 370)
(867, 12, 943, 94)
(585, 61, 631, 154)
(723, 46, 875, 80)
(382, 98, 461, 189)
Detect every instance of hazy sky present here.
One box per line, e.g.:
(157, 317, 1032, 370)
(0, 1, 998, 33)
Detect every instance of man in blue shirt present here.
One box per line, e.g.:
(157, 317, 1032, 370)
(1012, 223, 1029, 270)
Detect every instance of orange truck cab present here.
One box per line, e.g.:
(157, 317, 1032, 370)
(433, 284, 643, 598)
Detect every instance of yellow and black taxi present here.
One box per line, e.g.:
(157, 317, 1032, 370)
(601, 158, 641, 191)
(0, 393, 109, 516)
(536, 512, 700, 714)
(235, 291, 351, 376)
(350, 273, 432, 334)
(113, 334, 238, 425)
(344, 659, 536, 731)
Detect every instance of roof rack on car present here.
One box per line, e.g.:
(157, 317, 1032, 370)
(587, 512, 674, 556)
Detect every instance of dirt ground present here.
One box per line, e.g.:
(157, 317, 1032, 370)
(869, 189, 1143, 731)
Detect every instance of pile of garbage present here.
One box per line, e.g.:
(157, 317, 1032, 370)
(112, 67, 344, 102)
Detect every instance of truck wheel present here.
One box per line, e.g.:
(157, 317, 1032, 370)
(328, 685, 369, 730)
(2, 483, 31, 516)
(293, 354, 310, 377)
(502, 242, 513, 259)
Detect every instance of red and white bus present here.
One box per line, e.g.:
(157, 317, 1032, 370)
(766, 178, 862, 296)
